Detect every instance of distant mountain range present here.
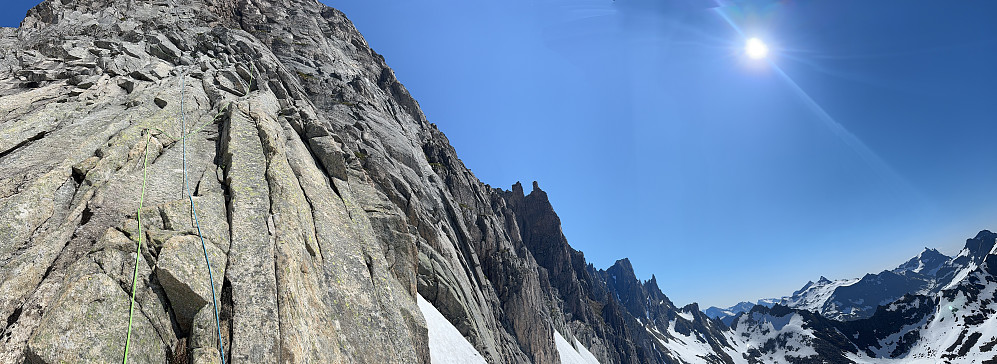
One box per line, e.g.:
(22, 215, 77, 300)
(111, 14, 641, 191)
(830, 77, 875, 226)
(704, 300, 777, 326)
(621, 228, 997, 363)
(706, 231, 997, 325)
(726, 238, 997, 363)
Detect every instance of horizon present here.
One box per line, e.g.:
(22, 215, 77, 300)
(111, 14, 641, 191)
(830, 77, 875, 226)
(4, 0, 996, 310)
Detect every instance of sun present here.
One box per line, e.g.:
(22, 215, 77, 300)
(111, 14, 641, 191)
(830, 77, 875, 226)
(745, 37, 769, 59)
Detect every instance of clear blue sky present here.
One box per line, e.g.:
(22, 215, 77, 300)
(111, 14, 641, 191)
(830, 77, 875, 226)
(4, 0, 997, 309)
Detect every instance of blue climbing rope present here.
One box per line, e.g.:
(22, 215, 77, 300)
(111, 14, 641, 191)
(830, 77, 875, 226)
(122, 3, 225, 361)
(180, 70, 227, 364)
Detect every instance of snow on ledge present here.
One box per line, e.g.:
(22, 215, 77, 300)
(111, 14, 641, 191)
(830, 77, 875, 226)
(417, 294, 487, 364)
(555, 330, 601, 364)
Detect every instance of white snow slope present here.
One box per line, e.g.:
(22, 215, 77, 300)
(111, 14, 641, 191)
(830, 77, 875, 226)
(554, 330, 601, 364)
(417, 294, 487, 364)
(646, 316, 732, 364)
(848, 267, 997, 363)
(783, 277, 860, 313)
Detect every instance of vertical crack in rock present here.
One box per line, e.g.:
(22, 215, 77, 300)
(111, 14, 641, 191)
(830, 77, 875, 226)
(219, 98, 279, 363)
(219, 276, 234, 362)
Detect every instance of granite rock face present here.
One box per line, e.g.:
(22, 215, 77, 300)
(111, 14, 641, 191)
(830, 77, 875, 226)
(26, 273, 166, 364)
(0, 0, 661, 362)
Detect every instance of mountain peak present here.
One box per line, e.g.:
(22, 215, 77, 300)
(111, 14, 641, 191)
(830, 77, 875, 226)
(894, 246, 950, 276)
(952, 230, 997, 266)
(512, 181, 525, 196)
(817, 276, 831, 284)
(611, 258, 635, 273)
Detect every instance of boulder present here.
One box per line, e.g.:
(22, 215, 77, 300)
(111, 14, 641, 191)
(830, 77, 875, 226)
(155, 235, 226, 333)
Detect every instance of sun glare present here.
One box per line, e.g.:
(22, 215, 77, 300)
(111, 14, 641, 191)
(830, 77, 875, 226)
(745, 37, 768, 59)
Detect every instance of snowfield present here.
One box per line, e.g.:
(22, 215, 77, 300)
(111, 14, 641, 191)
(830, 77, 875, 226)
(647, 320, 719, 363)
(729, 312, 820, 363)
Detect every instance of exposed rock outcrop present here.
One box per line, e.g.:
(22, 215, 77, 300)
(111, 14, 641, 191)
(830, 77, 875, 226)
(0, 0, 646, 362)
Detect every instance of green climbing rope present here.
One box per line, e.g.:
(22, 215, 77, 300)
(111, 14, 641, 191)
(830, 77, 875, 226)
(122, 134, 152, 364)
(120, 69, 230, 363)
(121, 3, 226, 362)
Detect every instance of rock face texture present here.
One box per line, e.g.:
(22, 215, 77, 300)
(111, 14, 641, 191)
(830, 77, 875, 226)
(0, 0, 692, 363)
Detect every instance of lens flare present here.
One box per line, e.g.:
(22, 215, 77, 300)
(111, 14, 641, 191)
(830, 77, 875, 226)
(713, 6, 919, 200)
(746, 37, 768, 59)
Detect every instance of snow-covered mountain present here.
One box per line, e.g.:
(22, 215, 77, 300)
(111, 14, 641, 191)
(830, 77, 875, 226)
(722, 244, 997, 363)
(704, 243, 961, 325)
(893, 247, 950, 276)
(673, 231, 997, 363)
(762, 231, 997, 321)
(780, 276, 862, 317)
(705, 300, 778, 326)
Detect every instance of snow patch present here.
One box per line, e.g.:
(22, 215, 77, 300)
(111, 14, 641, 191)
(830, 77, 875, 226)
(652, 321, 718, 364)
(725, 313, 820, 363)
(943, 263, 976, 290)
(417, 294, 487, 364)
(677, 311, 695, 322)
(554, 330, 601, 364)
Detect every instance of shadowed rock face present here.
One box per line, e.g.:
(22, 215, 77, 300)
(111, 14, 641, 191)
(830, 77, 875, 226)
(503, 183, 739, 364)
